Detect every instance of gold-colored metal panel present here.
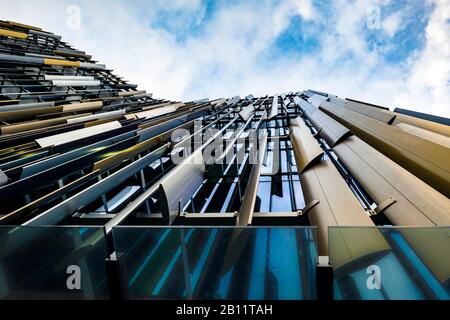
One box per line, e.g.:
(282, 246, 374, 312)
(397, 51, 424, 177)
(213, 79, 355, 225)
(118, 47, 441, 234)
(289, 117, 324, 174)
(61, 101, 103, 112)
(93, 136, 161, 171)
(0, 28, 27, 39)
(44, 58, 80, 67)
(7, 21, 42, 31)
(394, 122, 450, 148)
(118, 90, 146, 97)
(0, 116, 78, 135)
(399, 228, 450, 284)
(320, 102, 450, 198)
(329, 227, 391, 272)
(237, 132, 268, 225)
(343, 100, 396, 124)
(307, 109, 352, 147)
(0, 106, 60, 121)
(300, 159, 375, 255)
(394, 113, 450, 137)
(333, 136, 450, 226)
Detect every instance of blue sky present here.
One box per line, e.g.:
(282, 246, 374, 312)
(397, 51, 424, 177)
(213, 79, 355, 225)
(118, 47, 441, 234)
(1, 0, 449, 117)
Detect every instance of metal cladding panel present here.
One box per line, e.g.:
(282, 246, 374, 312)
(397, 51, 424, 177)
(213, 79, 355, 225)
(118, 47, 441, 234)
(0, 53, 44, 64)
(394, 107, 450, 126)
(289, 117, 324, 174)
(237, 132, 268, 226)
(35, 121, 122, 147)
(118, 90, 146, 97)
(394, 113, 450, 137)
(300, 159, 376, 256)
(0, 113, 85, 134)
(66, 110, 126, 124)
(293, 96, 316, 117)
(0, 106, 60, 121)
(320, 101, 450, 198)
(328, 96, 346, 106)
(307, 109, 352, 147)
(0, 101, 55, 112)
(239, 105, 254, 121)
(7, 20, 42, 31)
(329, 227, 391, 272)
(268, 95, 278, 119)
(23, 144, 169, 226)
(51, 80, 101, 87)
(398, 228, 450, 284)
(343, 100, 396, 124)
(307, 94, 328, 108)
(0, 28, 27, 39)
(333, 136, 450, 226)
(61, 101, 103, 112)
(134, 105, 178, 119)
(44, 75, 95, 81)
(159, 148, 205, 224)
(394, 122, 450, 148)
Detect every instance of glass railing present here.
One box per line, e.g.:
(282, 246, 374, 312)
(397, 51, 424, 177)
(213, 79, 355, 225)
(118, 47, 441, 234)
(0, 226, 109, 299)
(112, 226, 318, 299)
(329, 226, 450, 300)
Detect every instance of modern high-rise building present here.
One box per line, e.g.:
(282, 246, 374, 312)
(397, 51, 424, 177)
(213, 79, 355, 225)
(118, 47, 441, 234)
(0, 20, 449, 300)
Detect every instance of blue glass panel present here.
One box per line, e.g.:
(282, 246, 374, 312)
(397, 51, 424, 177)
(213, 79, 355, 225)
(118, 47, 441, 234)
(112, 227, 318, 300)
(329, 227, 450, 300)
(0, 226, 109, 299)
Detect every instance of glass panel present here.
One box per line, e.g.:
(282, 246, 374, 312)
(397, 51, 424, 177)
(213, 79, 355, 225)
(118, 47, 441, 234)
(113, 227, 318, 300)
(0, 226, 109, 299)
(329, 227, 450, 300)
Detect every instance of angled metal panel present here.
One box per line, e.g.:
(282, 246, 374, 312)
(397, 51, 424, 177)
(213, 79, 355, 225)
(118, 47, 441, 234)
(35, 121, 122, 147)
(307, 94, 328, 108)
(239, 105, 254, 121)
(268, 95, 278, 119)
(237, 131, 268, 225)
(333, 136, 450, 226)
(394, 113, 450, 137)
(23, 144, 169, 226)
(343, 100, 396, 124)
(159, 148, 205, 224)
(300, 159, 378, 255)
(66, 110, 126, 124)
(61, 101, 103, 112)
(293, 96, 316, 117)
(0, 106, 60, 121)
(394, 122, 450, 148)
(0, 101, 54, 112)
(329, 227, 391, 272)
(307, 109, 352, 147)
(320, 101, 450, 198)
(398, 228, 450, 284)
(289, 117, 324, 174)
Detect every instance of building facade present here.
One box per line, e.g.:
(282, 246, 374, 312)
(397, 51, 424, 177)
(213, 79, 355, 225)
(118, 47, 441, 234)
(0, 20, 449, 300)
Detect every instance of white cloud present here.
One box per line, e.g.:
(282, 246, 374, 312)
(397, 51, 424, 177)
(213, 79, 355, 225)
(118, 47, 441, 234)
(382, 11, 403, 37)
(0, 0, 448, 117)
